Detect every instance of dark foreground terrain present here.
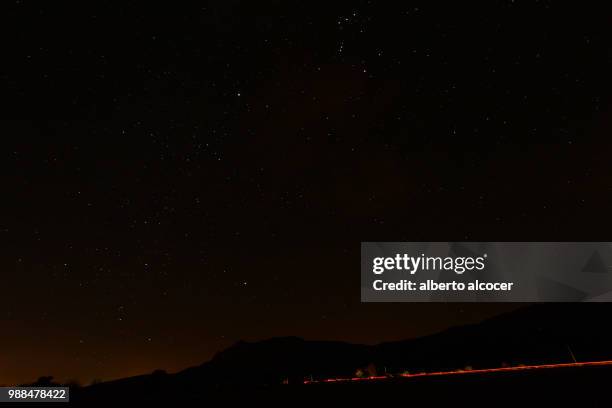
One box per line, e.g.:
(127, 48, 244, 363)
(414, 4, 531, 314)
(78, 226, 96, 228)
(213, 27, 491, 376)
(70, 364, 611, 405)
(19, 304, 612, 405)
(63, 303, 612, 405)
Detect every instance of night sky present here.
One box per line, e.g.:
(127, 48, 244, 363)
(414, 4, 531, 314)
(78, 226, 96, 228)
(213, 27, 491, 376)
(3, 1, 612, 384)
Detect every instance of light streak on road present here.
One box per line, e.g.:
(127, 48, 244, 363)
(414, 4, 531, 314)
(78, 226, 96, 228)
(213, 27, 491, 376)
(302, 359, 612, 385)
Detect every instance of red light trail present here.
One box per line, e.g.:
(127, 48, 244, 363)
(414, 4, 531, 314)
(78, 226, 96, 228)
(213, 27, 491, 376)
(302, 360, 612, 385)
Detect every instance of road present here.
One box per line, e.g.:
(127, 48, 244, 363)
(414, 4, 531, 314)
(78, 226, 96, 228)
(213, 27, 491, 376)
(303, 359, 612, 384)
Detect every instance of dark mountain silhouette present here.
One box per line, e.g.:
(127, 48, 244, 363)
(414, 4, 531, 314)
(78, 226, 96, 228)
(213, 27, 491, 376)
(179, 337, 372, 384)
(71, 303, 612, 404)
(174, 304, 612, 383)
